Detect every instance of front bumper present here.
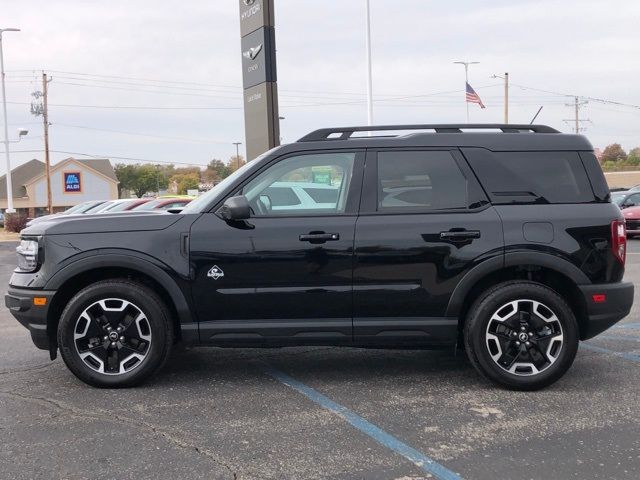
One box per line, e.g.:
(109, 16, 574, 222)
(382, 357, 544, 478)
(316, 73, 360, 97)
(578, 281, 634, 340)
(5, 287, 56, 350)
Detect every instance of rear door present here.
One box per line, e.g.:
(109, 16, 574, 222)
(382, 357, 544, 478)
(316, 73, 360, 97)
(353, 148, 504, 345)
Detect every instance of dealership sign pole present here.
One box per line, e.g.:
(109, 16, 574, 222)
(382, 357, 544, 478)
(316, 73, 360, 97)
(239, 0, 280, 161)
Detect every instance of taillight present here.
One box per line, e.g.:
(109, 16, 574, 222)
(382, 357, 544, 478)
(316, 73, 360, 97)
(611, 219, 626, 265)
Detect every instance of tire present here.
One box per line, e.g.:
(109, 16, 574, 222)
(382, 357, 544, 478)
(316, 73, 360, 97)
(464, 281, 579, 391)
(58, 279, 173, 388)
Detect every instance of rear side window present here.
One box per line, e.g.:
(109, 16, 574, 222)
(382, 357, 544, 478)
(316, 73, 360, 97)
(377, 151, 468, 211)
(463, 148, 595, 204)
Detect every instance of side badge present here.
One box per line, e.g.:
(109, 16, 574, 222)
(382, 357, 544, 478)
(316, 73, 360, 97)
(207, 265, 224, 280)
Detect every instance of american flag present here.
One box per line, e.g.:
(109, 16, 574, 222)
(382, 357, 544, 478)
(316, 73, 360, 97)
(466, 82, 486, 109)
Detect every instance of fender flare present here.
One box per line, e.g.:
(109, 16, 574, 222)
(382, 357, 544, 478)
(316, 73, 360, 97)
(45, 251, 193, 325)
(445, 251, 591, 318)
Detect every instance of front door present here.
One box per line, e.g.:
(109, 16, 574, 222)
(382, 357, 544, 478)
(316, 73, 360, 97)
(353, 148, 504, 345)
(190, 150, 364, 345)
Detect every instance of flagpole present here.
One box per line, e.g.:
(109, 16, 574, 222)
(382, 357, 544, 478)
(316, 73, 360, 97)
(454, 60, 479, 123)
(365, 0, 374, 131)
(465, 64, 469, 122)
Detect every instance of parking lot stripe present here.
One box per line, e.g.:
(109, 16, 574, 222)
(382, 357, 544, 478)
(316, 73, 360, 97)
(262, 364, 464, 480)
(581, 343, 640, 363)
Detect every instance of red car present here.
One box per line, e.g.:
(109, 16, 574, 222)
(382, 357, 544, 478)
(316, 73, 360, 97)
(622, 205, 640, 237)
(132, 197, 193, 211)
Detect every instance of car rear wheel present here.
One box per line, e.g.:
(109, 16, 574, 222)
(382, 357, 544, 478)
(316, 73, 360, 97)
(464, 281, 579, 390)
(58, 280, 173, 387)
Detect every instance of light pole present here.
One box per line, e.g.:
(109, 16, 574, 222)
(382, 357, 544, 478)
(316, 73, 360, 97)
(454, 60, 479, 123)
(365, 0, 374, 130)
(491, 72, 509, 124)
(1, 27, 20, 214)
(232, 142, 242, 170)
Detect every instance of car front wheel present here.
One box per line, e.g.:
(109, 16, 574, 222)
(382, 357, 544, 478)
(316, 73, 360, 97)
(58, 280, 173, 388)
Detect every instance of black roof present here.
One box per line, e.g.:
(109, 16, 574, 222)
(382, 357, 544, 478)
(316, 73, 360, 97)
(284, 124, 593, 152)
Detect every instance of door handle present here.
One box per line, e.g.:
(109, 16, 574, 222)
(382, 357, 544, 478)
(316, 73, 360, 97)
(439, 230, 481, 240)
(299, 232, 340, 243)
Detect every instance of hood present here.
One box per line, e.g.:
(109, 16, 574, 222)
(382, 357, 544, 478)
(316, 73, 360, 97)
(21, 210, 181, 236)
(623, 207, 640, 219)
(26, 213, 62, 226)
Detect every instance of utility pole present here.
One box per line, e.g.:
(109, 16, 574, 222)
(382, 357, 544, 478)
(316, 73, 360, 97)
(232, 142, 242, 170)
(454, 60, 479, 122)
(30, 72, 53, 213)
(42, 72, 52, 213)
(563, 96, 590, 133)
(365, 0, 374, 129)
(0, 27, 20, 214)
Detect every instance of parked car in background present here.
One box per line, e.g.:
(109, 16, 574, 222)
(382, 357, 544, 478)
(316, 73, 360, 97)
(622, 205, 640, 237)
(98, 198, 152, 213)
(261, 181, 339, 212)
(132, 197, 193, 211)
(26, 200, 110, 227)
(611, 191, 640, 209)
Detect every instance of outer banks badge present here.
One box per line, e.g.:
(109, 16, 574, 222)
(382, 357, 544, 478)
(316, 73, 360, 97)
(207, 265, 224, 280)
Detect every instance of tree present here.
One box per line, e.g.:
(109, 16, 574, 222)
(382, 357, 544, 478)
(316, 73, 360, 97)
(601, 144, 627, 163)
(203, 159, 231, 182)
(228, 155, 246, 173)
(113, 164, 137, 197)
(114, 163, 169, 198)
(173, 173, 200, 195)
(627, 147, 640, 166)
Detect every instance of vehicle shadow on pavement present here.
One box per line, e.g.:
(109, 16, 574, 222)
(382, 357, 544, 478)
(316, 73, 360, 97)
(154, 346, 481, 387)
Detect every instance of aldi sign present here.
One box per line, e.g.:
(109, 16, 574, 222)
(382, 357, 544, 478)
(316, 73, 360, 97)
(63, 172, 82, 193)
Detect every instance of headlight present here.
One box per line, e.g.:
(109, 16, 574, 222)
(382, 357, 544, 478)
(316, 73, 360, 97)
(16, 239, 39, 272)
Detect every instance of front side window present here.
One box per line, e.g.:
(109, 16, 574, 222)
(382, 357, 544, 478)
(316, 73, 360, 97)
(377, 150, 468, 211)
(241, 152, 355, 216)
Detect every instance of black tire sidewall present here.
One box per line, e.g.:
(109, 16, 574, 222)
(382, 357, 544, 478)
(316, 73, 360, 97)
(58, 280, 172, 388)
(465, 282, 579, 390)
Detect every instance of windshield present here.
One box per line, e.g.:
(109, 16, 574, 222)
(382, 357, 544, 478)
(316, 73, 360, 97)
(86, 201, 115, 213)
(181, 158, 263, 214)
(611, 192, 627, 205)
(106, 199, 144, 212)
(134, 199, 163, 210)
(63, 202, 92, 215)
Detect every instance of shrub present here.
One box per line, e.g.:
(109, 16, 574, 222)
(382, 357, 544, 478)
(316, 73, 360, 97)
(4, 213, 29, 233)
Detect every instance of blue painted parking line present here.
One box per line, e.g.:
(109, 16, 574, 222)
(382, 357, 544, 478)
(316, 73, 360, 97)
(262, 364, 463, 480)
(581, 343, 640, 363)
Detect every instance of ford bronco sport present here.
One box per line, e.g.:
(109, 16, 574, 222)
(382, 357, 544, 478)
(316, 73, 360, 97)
(5, 124, 634, 390)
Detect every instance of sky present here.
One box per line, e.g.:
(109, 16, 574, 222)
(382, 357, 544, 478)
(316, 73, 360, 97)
(1, 0, 639, 174)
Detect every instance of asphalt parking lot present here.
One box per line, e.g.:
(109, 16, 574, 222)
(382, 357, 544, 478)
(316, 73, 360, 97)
(1, 240, 639, 480)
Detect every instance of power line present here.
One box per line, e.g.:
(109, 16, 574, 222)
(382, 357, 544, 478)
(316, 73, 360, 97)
(53, 123, 233, 144)
(10, 149, 211, 167)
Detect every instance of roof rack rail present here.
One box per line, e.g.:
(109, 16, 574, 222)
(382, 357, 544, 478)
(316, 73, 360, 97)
(297, 124, 560, 142)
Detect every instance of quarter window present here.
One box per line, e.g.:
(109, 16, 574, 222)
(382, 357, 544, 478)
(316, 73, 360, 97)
(377, 151, 468, 211)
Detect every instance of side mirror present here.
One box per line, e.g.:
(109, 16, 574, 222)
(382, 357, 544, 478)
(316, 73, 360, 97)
(219, 195, 251, 221)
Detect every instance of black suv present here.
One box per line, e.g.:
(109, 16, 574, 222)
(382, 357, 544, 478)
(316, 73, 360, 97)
(5, 124, 634, 390)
